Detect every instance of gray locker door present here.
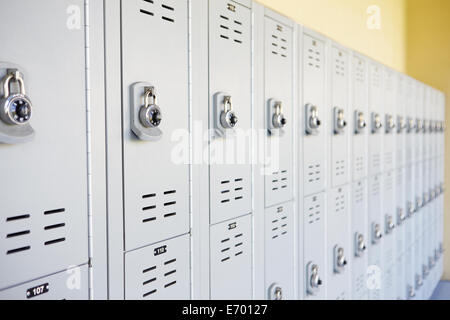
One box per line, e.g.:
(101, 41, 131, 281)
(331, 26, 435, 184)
(0, 265, 89, 300)
(382, 170, 396, 300)
(121, 0, 190, 251)
(210, 215, 252, 299)
(303, 192, 326, 299)
(327, 186, 350, 300)
(0, 0, 88, 290)
(329, 46, 349, 188)
(125, 234, 190, 300)
(264, 203, 294, 299)
(351, 180, 368, 300)
(264, 17, 294, 208)
(383, 69, 395, 172)
(209, 0, 252, 225)
(302, 33, 327, 196)
(351, 55, 368, 182)
(368, 62, 383, 176)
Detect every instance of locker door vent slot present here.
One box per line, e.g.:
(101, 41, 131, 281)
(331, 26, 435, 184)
(355, 60, 365, 83)
(384, 152, 393, 167)
(306, 40, 322, 69)
(370, 178, 380, 197)
(140, 256, 180, 299)
(306, 197, 321, 224)
(385, 173, 393, 192)
(306, 164, 322, 183)
(334, 192, 345, 213)
(5, 212, 32, 254)
(219, 179, 244, 205)
(271, 207, 288, 240)
(218, 230, 246, 263)
(354, 183, 364, 204)
(334, 160, 345, 177)
(139, 0, 176, 23)
(141, 190, 178, 224)
(335, 52, 346, 76)
(355, 156, 364, 175)
(371, 66, 381, 88)
(355, 273, 365, 293)
(371, 153, 380, 170)
(270, 26, 288, 58)
(218, 12, 244, 45)
(43, 208, 67, 247)
(271, 170, 288, 191)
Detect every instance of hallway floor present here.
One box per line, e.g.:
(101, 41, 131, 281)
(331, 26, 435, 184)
(430, 281, 450, 300)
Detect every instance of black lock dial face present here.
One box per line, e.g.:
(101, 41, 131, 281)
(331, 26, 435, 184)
(149, 108, 162, 127)
(10, 98, 31, 123)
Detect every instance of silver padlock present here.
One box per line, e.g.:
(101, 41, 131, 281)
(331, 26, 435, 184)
(415, 196, 423, 211)
(306, 262, 322, 295)
(407, 201, 415, 217)
(305, 103, 321, 135)
(139, 87, 162, 128)
(385, 214, 395, 234)
(354, 110, 366, 134)
(397, 207, 406, 225)
(334, 246, 347, 273)
(416, 118, 423, 133)
(407, 284, 415, 299)
(333, 107, 346, 134)
(272, 101, 287, 129)
(372, 223, 382, 244)
(355, 232, 366, 257)
(385, 114, 395, 133)
(423, 264, 429, 278)
(0, 70, 32, 125)
(371, 112, 382, 133)
(268, 284, 283, 300)
(220, 96, 238, 129)
(397, 115, 406, 133)
(415, 274, 423, 289)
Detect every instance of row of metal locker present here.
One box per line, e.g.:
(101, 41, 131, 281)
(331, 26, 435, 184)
(0, 0, 445, 300)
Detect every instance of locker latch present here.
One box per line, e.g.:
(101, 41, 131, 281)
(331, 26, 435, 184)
(385, 114, 395, 133)
(268, 99, 287, 134)
(385, 214, 395, 234)
(415, 196, 423, 211)
(354, 110, 366, 134)
(430, 188, 436, 201)
(306, 262, 322, 295)
(333, 107, 347, 135)
(333, 246, 347, 273)
(407, 201, 415, 217)
(371, 222, 382, 244)
(1, 70, 32, 126)
(305, 103, 321, 135)
(423, 264, 429, 278)
(423, 192, 430, 205)
(407, 285, 415, 299)
(268, 283, 283, 300)
(435, 248, 440, 261)
(415, 118, 423, 133)
(397, 207, 406, 225)
(429, 256, 435, 269)
(354, 232, 366, 257)
(429, 120, 435, 133)
(371, 112, 382, 133)
(397, 115, 406, 133)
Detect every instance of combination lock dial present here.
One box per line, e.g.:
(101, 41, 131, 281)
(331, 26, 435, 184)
(385, 114, 395, 133)
(0, 70, 32, 126)
(333, 107, 347, 134)
(139, 87, 162, 128)
(272, 101, 287, 129)
(220, 96, 238, 129)
(268, 284, 283, 300)
(371, 112, 382, 133)
(354, 110, 366, 134)
(305, 103, 321, 135)
(355, 233, 366, 257)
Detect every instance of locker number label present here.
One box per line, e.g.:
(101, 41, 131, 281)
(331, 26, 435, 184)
(154, 245, 167, 256)
(26, 283, 49, 299)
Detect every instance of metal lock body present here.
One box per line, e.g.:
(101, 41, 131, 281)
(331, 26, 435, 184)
(397, 115, 406, 133)
(333, 246, 347, 274)
(333, 107, 346, 134)
(429, 120, 435, 133)
(397, 207, 406, 225)
(423, 192, 430, 205)
(435, 248, 440, 261)
(271, 101, 287, 130)
(429, 256, 435, 269)
(415, 274, 423, 289)
(354, 110, 366, 134)
(306, 262, 322, 295)
(407, 285, 416, 299)
(371, 112, 382, 133)
(406, 117, 416, 133)
(415, 196, 423, 211)
(407, 201, 415, 217)
(423, 264, 429, 278)
(385, 114, 395, 133)
(268, 283, 283, 300)
(430, 188, 436, 201)
(305, 103, 321, 135)
(439, 242, 444, 255)
(371, 222, 382, 244)
(139, 87, 162, 128)
(354, 232, 366, 257)
(220, 95, 238, 129)
(385, 214, 395, 234)
(0, 70, 32, 125)
(423, 120, 429, 133)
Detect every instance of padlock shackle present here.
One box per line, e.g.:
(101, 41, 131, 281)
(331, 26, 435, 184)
(223, 96, 232, 112)
(144, 86, 157, 106)
(2, 72, 26, 98)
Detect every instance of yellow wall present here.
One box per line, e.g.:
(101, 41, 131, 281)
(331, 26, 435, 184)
(406, 0, 450, 280)
(256, 0, 407, 72)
